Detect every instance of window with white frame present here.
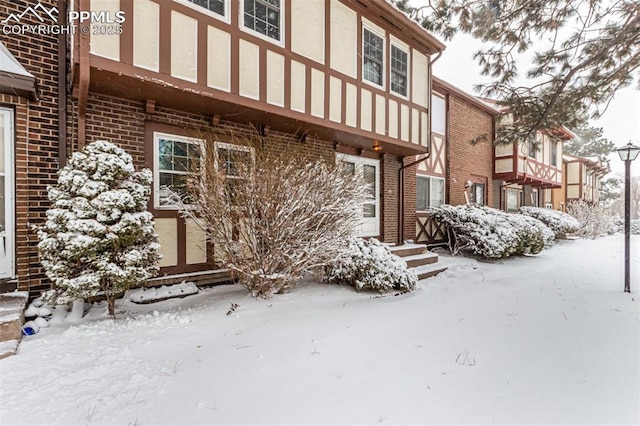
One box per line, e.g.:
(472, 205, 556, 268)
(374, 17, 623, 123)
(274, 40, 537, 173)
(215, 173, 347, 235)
(416, 176, 445, 210)
(390, 44, 408, 96)
(214, 142, 254, 204)
(186, 0, 225, 17)
(528, 139, 536, 158)
(362, 27, 384, 87)
(154, 132, 202, 209)
(243, 0, 281, 42)
(0, 108, 14, 278)
(472, 183, 486, 205)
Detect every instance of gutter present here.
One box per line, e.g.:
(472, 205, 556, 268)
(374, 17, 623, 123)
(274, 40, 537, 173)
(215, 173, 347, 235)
(77, 0, 91, 150)
(58, 0, 68, 167)
(396, 50, 444, 245)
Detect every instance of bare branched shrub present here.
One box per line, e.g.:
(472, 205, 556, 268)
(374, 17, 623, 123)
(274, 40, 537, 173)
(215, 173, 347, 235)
(567, 200, 616, 238)
(171, 129, 367, 297)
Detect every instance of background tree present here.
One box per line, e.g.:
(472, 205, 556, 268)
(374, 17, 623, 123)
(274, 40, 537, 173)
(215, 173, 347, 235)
(396, 0, 640, 146)
(563, 124, 616, 162)
(173, 130, 367, 298)
(37, 141, 161, 318)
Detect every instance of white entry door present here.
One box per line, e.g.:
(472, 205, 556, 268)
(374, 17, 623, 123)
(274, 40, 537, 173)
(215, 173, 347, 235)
(0, 108, 14, 278)
(337, 153, 380, 237)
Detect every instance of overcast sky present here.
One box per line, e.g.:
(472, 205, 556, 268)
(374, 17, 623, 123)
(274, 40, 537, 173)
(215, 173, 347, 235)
(433, 33, 640, 177)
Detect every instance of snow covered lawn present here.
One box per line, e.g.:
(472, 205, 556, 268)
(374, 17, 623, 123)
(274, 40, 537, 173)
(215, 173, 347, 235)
(1, 235, 638, 425)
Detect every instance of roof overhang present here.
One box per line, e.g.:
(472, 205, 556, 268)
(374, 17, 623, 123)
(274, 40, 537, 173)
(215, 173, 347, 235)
(0, 42, 37, 100)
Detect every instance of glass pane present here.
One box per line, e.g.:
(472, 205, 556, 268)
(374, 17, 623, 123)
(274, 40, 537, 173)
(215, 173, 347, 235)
(363, 164, 376, 198)
(507, 190, 518, 212)
(158, 155, 172, 171)
(173, 156, 189, 172)
(363, 203, 375, 218)
(0, 114, 5, 174)
(430, 178, 445, 207)
(341, 161, 355, 176)
(174, 141, 187, 157)
(0, 176, 5, 236)
(416, 176, 429, 210)
(474, 184, 485, 205)
(158, 139, 172, 157)
(432, 95, 446, 135)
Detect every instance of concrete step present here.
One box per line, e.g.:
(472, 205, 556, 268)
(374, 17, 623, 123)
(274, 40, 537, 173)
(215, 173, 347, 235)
(403, 252, 439, 268)
(411, 263, 448, 280)
(0, 292, 29, 359)
(0, 339, 19, 360)
(389, 243, 428, 258)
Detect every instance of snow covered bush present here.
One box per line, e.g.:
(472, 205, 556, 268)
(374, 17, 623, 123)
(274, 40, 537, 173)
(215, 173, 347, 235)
(631, 220, 640, 235)
(566, 200, 616, 238)
(36, 140, 161, 318)
(430, 204, 554, 258)
(324, 237, 417, 294)
(174, 130, 366, 298)
(518, 206, 580, 238)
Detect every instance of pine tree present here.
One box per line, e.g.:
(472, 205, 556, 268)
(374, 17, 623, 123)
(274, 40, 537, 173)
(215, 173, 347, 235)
(396, 0, 640, 146)
(36, 141, 161, 318)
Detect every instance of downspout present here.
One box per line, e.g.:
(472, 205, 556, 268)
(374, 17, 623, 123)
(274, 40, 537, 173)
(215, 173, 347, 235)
(58, 0, 68, 166)
(397, 50, 443, 245)
(77, 0, 91, 150)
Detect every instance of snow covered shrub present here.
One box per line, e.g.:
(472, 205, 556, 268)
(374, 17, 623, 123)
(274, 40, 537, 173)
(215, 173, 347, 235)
(518, 206, 580, 238)
(324, 237, 417, 293)
(430, 204, 554, 258)
(566, 200, 615, 238)
(174, 130, 367, 298)
(36, 141, 161, 318)
(632, 220, 640, 235)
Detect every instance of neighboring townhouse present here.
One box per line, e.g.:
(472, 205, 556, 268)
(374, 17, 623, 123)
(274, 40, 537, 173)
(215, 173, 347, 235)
(415, 77, 499, 245)
(493, 125, 574, 212)
(1, 0, 446, 293)
(552, 154, 610, 211)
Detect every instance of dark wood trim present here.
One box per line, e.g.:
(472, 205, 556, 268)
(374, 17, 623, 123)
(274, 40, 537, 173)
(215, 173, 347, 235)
(158, 1, 172, 75)
(120, 0, 134, 65)
(197, 16, 208, 86)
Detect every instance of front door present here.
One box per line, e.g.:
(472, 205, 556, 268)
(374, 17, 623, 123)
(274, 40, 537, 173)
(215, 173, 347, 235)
(337, 153, 380, 237)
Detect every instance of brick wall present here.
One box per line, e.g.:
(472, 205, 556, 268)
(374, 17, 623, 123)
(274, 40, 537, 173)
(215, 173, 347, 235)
(0, 0, 62, 294)
(448, 94, 495, 207)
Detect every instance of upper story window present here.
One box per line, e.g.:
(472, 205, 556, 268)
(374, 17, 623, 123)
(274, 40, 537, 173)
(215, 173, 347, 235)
(551, 140, 558, 166)
(154, 132, 202, 209)
(363, 27, 384, 87)
(528, 139, 536, 158)
(390, 44, 408, 97)
(187, 0, 225, 16)
(243, 0, 281, 42)
(432, 94, 446, 135)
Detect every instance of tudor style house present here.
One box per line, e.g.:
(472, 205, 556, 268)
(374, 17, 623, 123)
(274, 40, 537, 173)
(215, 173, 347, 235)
(415, 77, 499, 245)
(551, 154, 610, 211)
(0, 0, 446, 294)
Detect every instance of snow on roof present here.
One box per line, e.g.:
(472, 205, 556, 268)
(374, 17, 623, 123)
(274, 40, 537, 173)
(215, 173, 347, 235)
(0, 42, 33, 78)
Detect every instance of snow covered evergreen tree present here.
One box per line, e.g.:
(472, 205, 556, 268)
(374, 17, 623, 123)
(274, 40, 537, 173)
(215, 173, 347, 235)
(36, 140, 161, 318)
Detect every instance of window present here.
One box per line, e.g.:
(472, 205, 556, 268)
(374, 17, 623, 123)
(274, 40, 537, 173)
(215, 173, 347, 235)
(473, 183, 485, 205)
(504, 188, 521, 212)
(363, 27, 384, 87)
(416, 176, 445, 210)
(528, 139, 536, 158)
(545, 203, 553, 209)
(390, 44, 408, 96)
(243, 0, 281, 42)
(531, 190, 539, 207)
(551, 140, 558, 166)
(431, 94, 446, 135)
(214, 142, 254, 205)
(0, 108, 14, 278)
(154, 132, 202, 209)
(186, 0, 225, 16)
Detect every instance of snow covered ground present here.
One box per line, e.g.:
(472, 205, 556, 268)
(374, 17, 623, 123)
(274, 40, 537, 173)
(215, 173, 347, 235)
(1, 234, 638, 425)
